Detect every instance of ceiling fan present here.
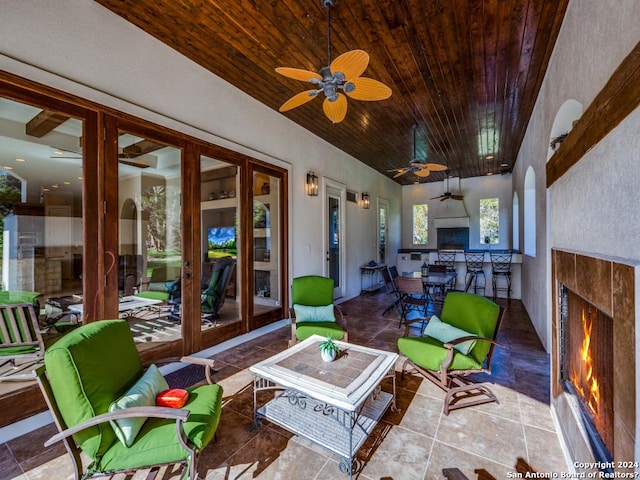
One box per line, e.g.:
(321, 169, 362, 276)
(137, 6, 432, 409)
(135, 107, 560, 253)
(431, 171, 464, 201)
(275, 0, 392, 123)
(388, 124, 448, 179)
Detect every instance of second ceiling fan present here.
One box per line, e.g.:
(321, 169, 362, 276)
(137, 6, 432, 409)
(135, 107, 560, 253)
(388, 124, 448, 179)
(431, 171, 464, 201)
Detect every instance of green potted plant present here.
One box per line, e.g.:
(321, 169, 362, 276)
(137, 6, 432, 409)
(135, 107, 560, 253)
(318, 336, 340, 362)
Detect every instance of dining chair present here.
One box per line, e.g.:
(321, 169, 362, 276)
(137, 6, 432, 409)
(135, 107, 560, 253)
(395, 275, 430, 330)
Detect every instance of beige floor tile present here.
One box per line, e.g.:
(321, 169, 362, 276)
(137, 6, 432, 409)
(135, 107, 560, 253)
(523, 424, 569, 474)
(436, 408, 527, 469)
(424, 440, 515, 479)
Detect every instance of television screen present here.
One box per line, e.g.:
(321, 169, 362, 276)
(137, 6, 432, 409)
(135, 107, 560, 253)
(207, 226, 237, 259)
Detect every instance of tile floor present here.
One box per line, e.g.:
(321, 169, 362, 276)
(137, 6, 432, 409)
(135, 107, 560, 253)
(1, 291, 568, 479)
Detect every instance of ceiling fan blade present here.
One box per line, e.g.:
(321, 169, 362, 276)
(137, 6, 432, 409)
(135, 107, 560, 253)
(330, 50, 369, 80)
(344, 77, 392, 101)
(393, 170, 410, 178)
(425, 163, 448, 171)
(414, 168, 431, 178)
(275, 67, 322, 83)
(279, 90, 319, 112)
(440, 197, 449, 202)
(323, 93, 347, 123)
(451, 195, 465, 200)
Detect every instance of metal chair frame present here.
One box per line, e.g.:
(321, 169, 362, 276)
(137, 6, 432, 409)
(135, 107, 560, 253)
(464, 252, 486, 296)
(0, 303, 45, 381)
(490, 251, 513, 304)
(381, 266, 402, 316)
(395, 276, 430, 330)
(437, 250, 458, 290)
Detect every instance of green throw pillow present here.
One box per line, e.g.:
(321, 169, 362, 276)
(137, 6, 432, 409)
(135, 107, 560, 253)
(423, 315, 477, 355)
(109, 364, 169, 447)
(293, 304, 335, 322)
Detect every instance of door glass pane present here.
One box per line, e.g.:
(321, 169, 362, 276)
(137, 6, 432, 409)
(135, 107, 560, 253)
(118, 133, 182, 349)
(379, 201, 387, 265)
(201, 157, 240, 330)
(0, 96, 84, 338)
(253, 172, 280, 314)
(328, 195, 340, 288)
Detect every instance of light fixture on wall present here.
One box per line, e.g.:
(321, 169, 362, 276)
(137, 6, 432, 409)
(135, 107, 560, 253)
(361, 192, 370, 209)
(306, 171, 319, 196)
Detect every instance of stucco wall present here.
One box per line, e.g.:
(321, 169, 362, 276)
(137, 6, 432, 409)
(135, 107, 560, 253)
(511, 0, 640, 351)
(402, 174, 513, 251)
(0, 0, 402, 302)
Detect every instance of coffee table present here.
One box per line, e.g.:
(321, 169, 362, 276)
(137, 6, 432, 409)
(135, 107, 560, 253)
(249, 334, 398, 477)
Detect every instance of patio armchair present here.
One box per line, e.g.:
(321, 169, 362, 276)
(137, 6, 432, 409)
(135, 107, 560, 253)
(397, 291, 505, 414)
(0, 303, 45, 381)
(289, 275, 347, 346)
(35, 319, 223, 480)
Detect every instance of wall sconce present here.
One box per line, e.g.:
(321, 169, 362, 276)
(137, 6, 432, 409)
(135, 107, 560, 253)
(361, 192, 370, 209)
(306, 172, 319, 196)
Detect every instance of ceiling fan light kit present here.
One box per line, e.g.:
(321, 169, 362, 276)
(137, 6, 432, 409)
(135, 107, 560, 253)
(276, 0, 391, 123)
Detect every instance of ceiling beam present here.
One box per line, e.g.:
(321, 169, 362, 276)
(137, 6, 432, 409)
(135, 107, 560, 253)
(121, 139, 165, 158)
(25, 109, 69, 137)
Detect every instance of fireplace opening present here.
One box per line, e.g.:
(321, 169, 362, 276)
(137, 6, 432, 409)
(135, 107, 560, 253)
(559, 284, 614, 465)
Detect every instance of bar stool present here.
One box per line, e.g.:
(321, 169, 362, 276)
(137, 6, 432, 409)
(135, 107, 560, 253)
(464, 251, 486, 296)
(490, 251, 513, 304)
(437, 250, 458, 291)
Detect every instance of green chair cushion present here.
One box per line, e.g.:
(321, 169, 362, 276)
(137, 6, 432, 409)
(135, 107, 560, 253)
(423, 315, 476, 355)
(291, 276, 334, 306)
(0, 345, 40, 356)
(95, 383, 223, 473)
(293, 304, 335, 322)
(439, 292, 500, 363)
(135, 291, 170, 301)
(398, 336, 482, 372)
(109, 364, 169, 447)
(45, 320, 144, 459)
(295, 321, 344, 341)
(0, 291, 41, 305)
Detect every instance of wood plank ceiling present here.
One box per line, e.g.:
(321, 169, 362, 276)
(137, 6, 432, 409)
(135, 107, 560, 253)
(95, 0, 568, 185)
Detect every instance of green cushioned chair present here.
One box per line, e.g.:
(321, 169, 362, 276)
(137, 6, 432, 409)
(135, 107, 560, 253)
(35, 319, 223, 480)
(397, 292, 505, 414)
(0, 303, 45, 381)
(289, 275, 348, 346)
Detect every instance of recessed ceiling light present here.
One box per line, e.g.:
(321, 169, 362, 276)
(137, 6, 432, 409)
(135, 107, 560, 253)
(52, 184, 59, 188)
(486, 155, 494, 160)
(3, 166, 13, 170)
(53, 151, 63, 155)
(501, 163, 508, 167)
(77, 176, 83, 180)
(42, 188, 50, 192)
(15, 158, 26, 162)
(486, 172, 493, 176)
(63, 181, 71, 185)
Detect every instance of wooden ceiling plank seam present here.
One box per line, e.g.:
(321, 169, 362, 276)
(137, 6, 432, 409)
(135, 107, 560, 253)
(409, 1, 470, 168)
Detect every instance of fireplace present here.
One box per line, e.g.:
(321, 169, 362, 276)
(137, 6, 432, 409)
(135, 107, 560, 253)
(552, 249, 636, 474)
(559, 286, 614, 464)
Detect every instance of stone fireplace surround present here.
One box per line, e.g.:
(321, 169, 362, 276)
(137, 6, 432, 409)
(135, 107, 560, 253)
(552, 249, 637, 473)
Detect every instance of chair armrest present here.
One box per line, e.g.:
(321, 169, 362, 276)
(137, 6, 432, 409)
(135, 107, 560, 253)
(334, 305, 347, 330)
(443, 336, 503, 349)
(44, 406, 189, 447)
(179, 356, 216, 385)
(403, 315, 432, 337)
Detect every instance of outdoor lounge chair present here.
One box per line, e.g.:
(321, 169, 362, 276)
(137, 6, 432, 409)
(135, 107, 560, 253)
(289, 275, 347, 346)
(397, 291, 505, 414)
(35, 319, 223, 480)
(0, 303, 45, 381)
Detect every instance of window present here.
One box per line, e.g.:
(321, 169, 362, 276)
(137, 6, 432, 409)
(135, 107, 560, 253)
(480, 198, 499, 244)
(412, 204, 428, 244)
(524, 167, 536, 257)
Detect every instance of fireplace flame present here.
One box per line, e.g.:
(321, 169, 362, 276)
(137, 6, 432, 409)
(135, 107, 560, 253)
(573, 308, 599, 415)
